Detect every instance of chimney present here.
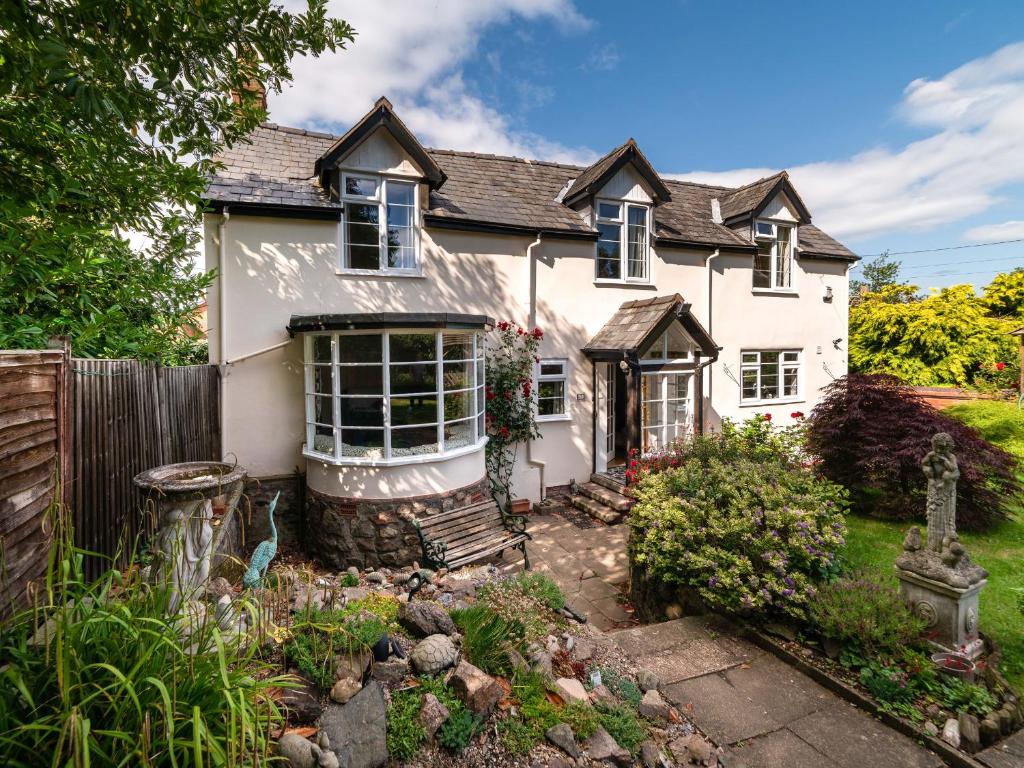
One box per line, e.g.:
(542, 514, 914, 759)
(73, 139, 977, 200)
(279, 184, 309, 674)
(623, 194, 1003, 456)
(710, 198, 722, 224)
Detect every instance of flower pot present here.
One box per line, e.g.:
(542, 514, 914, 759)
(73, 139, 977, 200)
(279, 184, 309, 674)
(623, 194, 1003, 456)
(510, 498, 532, 515)
(932, 651, 976, 682)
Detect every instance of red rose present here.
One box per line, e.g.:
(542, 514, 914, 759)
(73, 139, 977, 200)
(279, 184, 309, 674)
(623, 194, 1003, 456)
(996, 362, 1006, 371)
(763, 413, 772, 422)
(532, 327, 543, 339)
(791, 411, 804, 419)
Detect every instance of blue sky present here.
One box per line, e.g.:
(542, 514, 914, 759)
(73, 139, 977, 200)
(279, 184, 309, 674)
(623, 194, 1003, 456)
(271, 0, 1024, 290)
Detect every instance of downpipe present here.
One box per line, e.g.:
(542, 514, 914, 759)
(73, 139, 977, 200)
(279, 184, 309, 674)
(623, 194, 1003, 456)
(525, 232, 546, 503)
(703, 248, 720, 433)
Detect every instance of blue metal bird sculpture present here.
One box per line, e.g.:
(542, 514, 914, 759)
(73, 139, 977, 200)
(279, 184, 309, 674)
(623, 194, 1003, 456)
(243, 492, 279, 589)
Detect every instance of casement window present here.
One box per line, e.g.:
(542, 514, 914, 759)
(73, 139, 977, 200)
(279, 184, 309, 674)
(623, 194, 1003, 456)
(595, 200, 650, 282)
(641, 372, 692, 452)
(536, 359, 569, 420)
(304, 330, 485, 463)
(340, 173, 418, 272)
(740, 350, 801, 403)
(753, 220, 795, 290)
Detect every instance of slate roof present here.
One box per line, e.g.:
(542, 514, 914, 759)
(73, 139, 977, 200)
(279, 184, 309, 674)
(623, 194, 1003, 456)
(718, 173, 787, 222)
(562, 139, 671, 206)
(583, 294, 718, 358)
(205, 123, 856, 260)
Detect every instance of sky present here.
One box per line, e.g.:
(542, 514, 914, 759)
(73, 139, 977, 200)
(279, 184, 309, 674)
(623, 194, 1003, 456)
(269, 0, 1024, 291)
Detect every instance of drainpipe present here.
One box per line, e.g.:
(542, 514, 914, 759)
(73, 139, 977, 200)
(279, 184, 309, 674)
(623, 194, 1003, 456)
(525, 233, 546, 502)
(704, 248, 721, 433)
(216, 208, 230, 456)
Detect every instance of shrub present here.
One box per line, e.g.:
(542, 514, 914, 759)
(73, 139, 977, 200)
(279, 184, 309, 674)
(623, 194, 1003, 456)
(451, 604, 527, 676)
(514, 572, 566, 612)
(385, 689, 427, 761)
(436, 710, 482, 751)
(284, 602, 392, 690)
(498, 672, 561, 754)
(629, 434, 847, 621)
(478, 573, 563, 641)
(809, 577, 927, 656)
(596, 703, 647, 754)
(806, 374, 1022, 529)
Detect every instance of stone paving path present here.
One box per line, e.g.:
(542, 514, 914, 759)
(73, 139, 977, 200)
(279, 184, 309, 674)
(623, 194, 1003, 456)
(525, 514, 948, 768)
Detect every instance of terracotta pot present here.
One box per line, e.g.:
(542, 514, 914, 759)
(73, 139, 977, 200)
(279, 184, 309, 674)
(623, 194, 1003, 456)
(510, 498, 532, 515)
(931, 651, 976, 682)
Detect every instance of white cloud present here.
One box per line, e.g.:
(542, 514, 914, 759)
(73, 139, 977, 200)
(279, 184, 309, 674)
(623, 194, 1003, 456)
(581, 43, 620, 72)
(964, 220, 1024, 241)
(674, 42, 1024, 242)
(270, 0, 596, 164)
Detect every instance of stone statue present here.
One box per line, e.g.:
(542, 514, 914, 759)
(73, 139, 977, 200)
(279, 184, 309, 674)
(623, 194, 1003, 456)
(153, 497, 213, 614)
(243, 492, 280, 589)
(922, 432, 959, 552)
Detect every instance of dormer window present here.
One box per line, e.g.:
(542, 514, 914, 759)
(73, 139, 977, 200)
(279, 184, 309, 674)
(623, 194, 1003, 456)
(340, 172, 418, 273)
(595, 200, 650, 282)
(753, 220, 794, 290)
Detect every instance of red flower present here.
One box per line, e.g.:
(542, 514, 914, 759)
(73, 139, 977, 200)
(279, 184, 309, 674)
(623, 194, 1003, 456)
(532, 327, 543, 339)
(499, 426, 510, 439)
(791, 411, 804, 419)
(516, 327, 524, 335)
(486, 390, 496, 401)
(996, 362, 1006, 371)
(762, 413, 772, 422)
(497, 320, 510, 331)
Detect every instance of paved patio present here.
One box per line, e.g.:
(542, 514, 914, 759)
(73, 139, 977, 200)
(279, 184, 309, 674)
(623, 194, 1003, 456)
(524, 513, 948, 768)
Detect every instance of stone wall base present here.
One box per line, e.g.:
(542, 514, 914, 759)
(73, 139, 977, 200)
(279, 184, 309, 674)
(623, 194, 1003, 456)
(305, 477, 490, 570)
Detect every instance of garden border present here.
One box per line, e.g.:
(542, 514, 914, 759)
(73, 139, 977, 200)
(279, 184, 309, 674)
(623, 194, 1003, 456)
(740, 626, 988, 768)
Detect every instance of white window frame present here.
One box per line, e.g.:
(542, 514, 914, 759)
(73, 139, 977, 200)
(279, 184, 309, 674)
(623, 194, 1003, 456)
(535, 358, 570, 422)
(302, 329, 486, 466)
(338, 172, 421, 276)
(594, 198, 651, 284)
(739, 349, 803, 405)
(640, 371, 693, 453)
(752, 219, 797, 292)
(641, 327, 693, 363)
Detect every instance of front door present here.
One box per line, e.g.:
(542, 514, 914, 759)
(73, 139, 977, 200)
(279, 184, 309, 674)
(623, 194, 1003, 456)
(595, 363, 629, 471)
(640, 371, 693, 452)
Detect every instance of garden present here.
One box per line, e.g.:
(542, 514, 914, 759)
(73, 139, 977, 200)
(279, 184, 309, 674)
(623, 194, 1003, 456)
(625, 373, 1024, 758)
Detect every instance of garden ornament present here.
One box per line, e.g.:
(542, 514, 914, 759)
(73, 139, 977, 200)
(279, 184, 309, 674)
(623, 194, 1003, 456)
(922, 432, 959, 552)
(243, 492, 280, 589)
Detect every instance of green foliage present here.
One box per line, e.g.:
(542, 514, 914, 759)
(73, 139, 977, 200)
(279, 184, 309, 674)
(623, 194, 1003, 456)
(982, 268, 1024, 319)
(339, 571, 360, 588)
(859, 663, 920, 720)
(385, 689, 427, 761)
(810, 577, 926, 656)
(560, 701, 601, 739)
(941, 678, 999, 716)
(586, 667, 642, 708)
(478, 574, 564, 641)
(947, 400, 1024, 463)
(498, 672, 561, 754)
(850, 253, 904, 300)
(596, 703, 647, 754)
(849, 281, 1020, 387)
(629, 418, 848, 621)
(451, 604, 527, 676)
(513, 572, 566, 612)
(0, 508, 286, 766)
(437, 710, 482, 751)
(0, 0, 352, 360)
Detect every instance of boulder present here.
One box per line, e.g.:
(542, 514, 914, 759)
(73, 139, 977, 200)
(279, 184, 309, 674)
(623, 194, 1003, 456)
(545, 723, 580, 759)
(639, 740, 666, 768)
(330, 677, 361, 704)
(370, 658, 410, 685)
(319, 681, 387, 768)
(334, 649, 371, 683)
(636, 669, 660, 692)
(941, 718, 960, 749)
(205, 576, 234, 600)
(686, 736, 714, 764)
(959, 712, 980, 753)
(980, 717, 1000, 745)
(342, 586, 369, 603)
(638, 689, 672, 722)
(397, 601, 456, 637)
(418, 693, 450, 740)
(573, 637, 594, 661)
(276, 732, 317, 768)
(450, 660, 503, 715)
(589, 684, 617, 706)
(410, 634, 458, 675)
(276, 677, 324, 723)
(554, 677, 590, 705)
(585, 727, 632, 767)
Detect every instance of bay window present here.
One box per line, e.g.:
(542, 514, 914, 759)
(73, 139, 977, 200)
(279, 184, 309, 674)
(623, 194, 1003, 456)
(740, 350, 801, 403)
(753, 220, 794, 290)
(304, 330, 486, 463)
(341, 173, 418, 272)
(596, 200, 650, 282)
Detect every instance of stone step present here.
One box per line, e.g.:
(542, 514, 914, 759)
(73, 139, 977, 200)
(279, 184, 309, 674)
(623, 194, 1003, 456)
(590, 472, 628, 495)
(570, 494, 623, 525)
(578, 481, 632, 513)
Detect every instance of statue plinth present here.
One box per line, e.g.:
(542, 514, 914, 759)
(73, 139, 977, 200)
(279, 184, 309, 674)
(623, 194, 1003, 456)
(895, 563, 986, 659)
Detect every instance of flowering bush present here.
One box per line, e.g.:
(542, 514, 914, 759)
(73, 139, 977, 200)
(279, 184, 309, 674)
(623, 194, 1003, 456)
(973, 359, 1020, 394)
(484, 321, 542, 510)
(628, 424, 847, 621)
(809, 577, 926, 655)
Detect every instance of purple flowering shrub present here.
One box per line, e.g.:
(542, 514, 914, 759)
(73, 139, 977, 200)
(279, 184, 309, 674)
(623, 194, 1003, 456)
(628, 440, 848, 621)
(809, 577, 926, 655)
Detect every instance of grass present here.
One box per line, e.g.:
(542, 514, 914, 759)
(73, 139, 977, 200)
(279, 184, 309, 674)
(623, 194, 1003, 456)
(946, 400, 1024, 462)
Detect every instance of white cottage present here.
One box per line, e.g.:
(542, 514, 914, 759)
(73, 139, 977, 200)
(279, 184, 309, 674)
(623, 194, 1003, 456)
(203, 97, 855, 567)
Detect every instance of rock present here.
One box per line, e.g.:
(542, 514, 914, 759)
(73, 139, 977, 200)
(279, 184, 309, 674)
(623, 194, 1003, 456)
(508, 648, 530, 673)
(410, 634, 458, 675)
(319, 681, 387, 768)
(996, 706, 1014, 734)
(941, 717, 960, 748)
(925, 703, 941, 720)
(293, 586, 327, 613)
(330, 677, 361, 704)
(366, 571, 386, 585)
(342, 586, 369, 603)
(585, 726, 632, 767)
(980, 716, 1000, 745)
(450, 660, 503, 715)
(419, 693, 450, 739)
(589, 684, 617, 706)
(215, 594, 236, 630)
(668, 734, 695, 760)
(547, 635, 560, 655)
(277, 677, 324, 723)
(277, 732, 317, 768)
(823, 638, 842, 660)
(314, 739, 340, 768)
(370, 658, 409, 685)
(527, 643, 553, 679)
(686, 736, 714, 764)
(958, 712, 980, 753)
(205, 576, 234, 600)
(638, 689, 672, 722)
(764, 621, 798, 642)
(334, 649, 371, 683)
(637, 669, 660, 692)
(397, 601, 456, 637)
(664, 603, 683, 620)
(640, 740, 667, 768)
(545, 722, 580, 758)
(554, 677, 590, 705)
(924, 721, 939, 737)
(573, 637, 594, 661)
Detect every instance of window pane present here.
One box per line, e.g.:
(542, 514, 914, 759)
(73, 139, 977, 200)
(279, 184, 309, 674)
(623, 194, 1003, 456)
(444, 390, 472, 421)
(312, 336, 332, 363)
(475, 362, 484, 386)
(742, 352, 759, 364)
(759, 366, 780, 399)
(666, 328, 689, 360)
(390, 362, 437, 394)
(391, 394, 438, 426)
(347, 244, 380, 270)
(339, 334, 382, 363)
(347, 202, 379, 227)
(778, 238, 792, 288)
(442, 334, 473, 360)
(387, 246, 416, 270)
(537, 381, 565, 416)
(391, 426, 439, 456)
(339, 365, 383, 395)
(782, 351, 799, 362)
(642, 400, 663, 427)
(755, 221, 774, 238)
(312, 365, 332, 395)
(598, 202, 621, 219)
(443, 361, 471, 390)
(643, 333, 666, 360)
(389, 333, 436, 362)
(308, 395, 333, 425)
(345, 176, 378, 197)
(340, 428, 384, 458)
(312, 424, 334, 454)
(754, 242, 771, 288)
(539, 362, 564, 376)
(670, 375, 689, 400)
(597, 222, 621, 279)
(444, 419, 473, 451)
(667, 400, 688, 426)
(386, 223, 413, 248)
(783, 367, 799, 397)
(387, 181, 415, 206)
(761, 351, 780, 365)
(339, 397, 384, 428)
(742, 369, 758, 400)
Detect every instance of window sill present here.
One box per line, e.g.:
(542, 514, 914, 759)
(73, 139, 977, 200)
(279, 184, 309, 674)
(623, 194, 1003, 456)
(751, 288, 798, 296)
(537, 415, 572, 424)
(738, 398, 805, 408)
(303, 437, 486, 468)
(594, 278, 654, 287)
(335, 268, 426, 279)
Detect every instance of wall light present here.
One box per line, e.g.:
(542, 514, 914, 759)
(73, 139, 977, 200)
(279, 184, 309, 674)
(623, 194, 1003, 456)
(824, 286, 834, 303)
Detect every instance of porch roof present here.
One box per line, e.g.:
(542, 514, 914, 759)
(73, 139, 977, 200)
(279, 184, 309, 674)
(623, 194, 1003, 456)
(286, 312, 494, 336)
(582, 294, 719, 361)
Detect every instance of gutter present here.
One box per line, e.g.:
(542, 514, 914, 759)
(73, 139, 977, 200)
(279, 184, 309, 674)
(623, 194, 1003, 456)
(704, 248, 721, 433)
(525, 232, 546, 503)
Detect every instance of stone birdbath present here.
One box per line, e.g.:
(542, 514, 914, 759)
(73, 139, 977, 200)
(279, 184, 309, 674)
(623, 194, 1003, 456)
(134, 461, 246, 614)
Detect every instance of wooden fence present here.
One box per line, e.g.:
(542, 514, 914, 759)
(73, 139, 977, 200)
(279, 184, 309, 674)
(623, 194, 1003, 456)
(72, 360, 220, 578)
(0, 345, 71, 617)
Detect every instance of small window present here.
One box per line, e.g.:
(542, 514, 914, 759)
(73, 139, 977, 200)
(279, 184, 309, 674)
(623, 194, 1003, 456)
(595, 199, 650, 282)
(536, 359, 568, 420)
(752, 221, 794, 290)
(740, 350, 801, 403)
(344, 175, 379, 199)
(341, 174, 419, 272)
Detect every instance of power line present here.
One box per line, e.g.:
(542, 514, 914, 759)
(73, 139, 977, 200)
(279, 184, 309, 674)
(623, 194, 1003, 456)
(856, 237, 1024, 259)
(901, 269, 1012, 281)
(898, 254, 1023, 271)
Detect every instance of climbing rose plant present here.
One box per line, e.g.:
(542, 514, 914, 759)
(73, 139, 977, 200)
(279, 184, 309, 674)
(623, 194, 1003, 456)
(484, 322, 543, 511)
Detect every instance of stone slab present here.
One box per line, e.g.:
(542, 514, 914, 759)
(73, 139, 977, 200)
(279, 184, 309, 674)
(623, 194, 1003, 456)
(663, 672, 783, 745)
(610, 617, 714, 656)
(725, 728, 842, 768)
(635, 636, 755, 684)
(577, 576, 620, 601)
(788, 701, 945, 768)
(979, 730, 1024, 768)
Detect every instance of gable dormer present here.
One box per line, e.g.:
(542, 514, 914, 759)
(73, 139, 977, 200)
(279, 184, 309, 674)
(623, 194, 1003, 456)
(562, 139, 671, 208)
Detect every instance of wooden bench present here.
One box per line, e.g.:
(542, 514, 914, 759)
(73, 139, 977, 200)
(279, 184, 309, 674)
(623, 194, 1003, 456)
(412, 499, 531, 571)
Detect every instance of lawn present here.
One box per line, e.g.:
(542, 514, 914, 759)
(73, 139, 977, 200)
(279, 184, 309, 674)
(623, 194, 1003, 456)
(842, 399, 1024, 691)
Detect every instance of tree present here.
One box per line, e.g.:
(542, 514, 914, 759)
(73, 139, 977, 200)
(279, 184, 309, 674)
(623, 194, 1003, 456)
(0, 1, 354, 360)
(850, 252, 907, 305)
(982, 267, 1024, 319)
